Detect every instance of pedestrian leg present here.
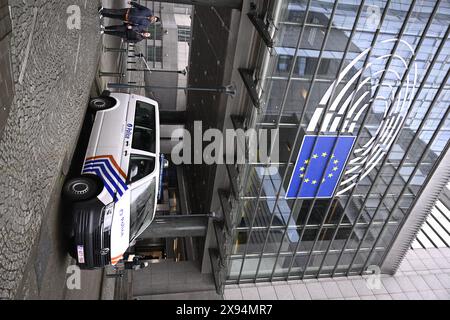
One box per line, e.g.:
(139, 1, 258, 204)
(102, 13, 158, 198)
(104, 31, 127, 40)
(105, 25, 127, 32)
(101, 8, 128, 21)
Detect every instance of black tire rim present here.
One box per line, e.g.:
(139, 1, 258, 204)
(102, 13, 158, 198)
(92, 98, 106, 109)
(70, 182, 90, 195)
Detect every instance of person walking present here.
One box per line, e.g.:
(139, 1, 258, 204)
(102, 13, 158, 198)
(99, 1, 160, 28)
(101, 24, 151, 43)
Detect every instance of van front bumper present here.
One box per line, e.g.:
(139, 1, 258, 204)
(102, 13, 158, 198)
(72, 199, 111, 269)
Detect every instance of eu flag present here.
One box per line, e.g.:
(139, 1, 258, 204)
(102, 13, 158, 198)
(286, 135, 356, 199)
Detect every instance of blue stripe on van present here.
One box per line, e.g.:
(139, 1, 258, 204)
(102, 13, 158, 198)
(82, 167, 117, 202)
(84, 158, 128, 191)
(83, 163, 125, 197)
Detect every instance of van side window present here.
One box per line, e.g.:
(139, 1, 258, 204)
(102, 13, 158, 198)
(127, 154, 155, 184)
(132, 101, 155, 153)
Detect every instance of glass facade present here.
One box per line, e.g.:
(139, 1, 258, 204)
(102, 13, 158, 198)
(227, 0, 450, 283)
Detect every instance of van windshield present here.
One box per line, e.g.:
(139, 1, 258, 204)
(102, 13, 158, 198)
(129, 176, 156, 240)
(132, 101, 156, 153)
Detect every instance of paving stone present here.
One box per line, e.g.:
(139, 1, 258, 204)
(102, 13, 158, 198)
(289, 283, 311, 300)
(422, 258, 440, 270)
(305, 282, 327, 300)
(273, 285, 294, 300)
(408, 275, 431, 291)
(224, 288, 243, 300)
(257, 285, 278, 300)
(394, 276, 417, 292)
(405, 291, 422, 300)
(390, 292, 408, 300)
(240, 287, 260, 300)
(375, 294, 392, 300)
(336, 280, 358, 298)
(435, 273, 450, 289)
(351, 278, 374, 296)
(433, 289, 450, 300)
(360, 295, 376, 300)
(419, 290, 438, 300)
(422, 274, 445, 290)
(321, 281, 343, 299)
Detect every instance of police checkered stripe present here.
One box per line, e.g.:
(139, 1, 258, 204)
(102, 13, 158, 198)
(82, 155, 128, 201)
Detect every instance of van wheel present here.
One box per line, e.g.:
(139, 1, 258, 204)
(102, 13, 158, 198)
(89, 96, 115, 111)
(63, 176, 100, 202)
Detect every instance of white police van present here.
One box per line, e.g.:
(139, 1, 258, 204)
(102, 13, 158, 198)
(63, 92, 160, 269)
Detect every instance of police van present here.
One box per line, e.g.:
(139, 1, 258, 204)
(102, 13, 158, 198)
(63, 92, 160, 269)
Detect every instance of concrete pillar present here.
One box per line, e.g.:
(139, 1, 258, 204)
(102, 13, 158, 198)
(137, 215, 210, 239)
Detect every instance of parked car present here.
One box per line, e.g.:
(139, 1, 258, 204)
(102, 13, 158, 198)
(62, 91, 160, 269)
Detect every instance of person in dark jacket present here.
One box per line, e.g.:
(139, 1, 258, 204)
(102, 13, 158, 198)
(102, 24, 151, 43)
(99, 1, 160, 28)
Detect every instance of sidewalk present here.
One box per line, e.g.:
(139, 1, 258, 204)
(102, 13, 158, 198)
(0, 0, 13, 137)
(224, 248, 450, 300)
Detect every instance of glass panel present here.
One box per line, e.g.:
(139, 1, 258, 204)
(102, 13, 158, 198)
(227, 0, 450, 281)
(129, 176, 156, 239)
(128, 154, 155, 184)
(133, 100, 156, 153)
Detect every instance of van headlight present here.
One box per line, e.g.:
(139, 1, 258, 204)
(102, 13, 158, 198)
(102, 203, 114, 232)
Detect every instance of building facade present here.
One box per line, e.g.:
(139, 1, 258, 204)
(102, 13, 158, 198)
(204, 0, 450, 287)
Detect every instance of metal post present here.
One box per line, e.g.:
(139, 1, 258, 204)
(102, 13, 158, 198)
(98, 71, 125, 78)
(107, 83, 236, 96)
(127, 68, 187, 75)
(103, 47, 127, 53)
(160, 0, 242, 9)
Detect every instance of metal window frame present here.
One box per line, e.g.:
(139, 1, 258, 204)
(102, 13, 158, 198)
(236, 0, 314, 283)
(340, 11, 449, 276)
(229, 0, 450, 282)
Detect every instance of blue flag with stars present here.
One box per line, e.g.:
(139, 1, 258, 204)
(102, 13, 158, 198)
(286, 135, 356, 199)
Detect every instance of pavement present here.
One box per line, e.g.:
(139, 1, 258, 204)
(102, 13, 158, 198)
(0, 0, 145, 300)
(224, 247, 450, 300)
(0, 0, 13, 136)
(0, 0, 103, 299)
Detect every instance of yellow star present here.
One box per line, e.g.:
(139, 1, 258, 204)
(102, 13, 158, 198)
(300, 174, 304, 178)
(312, 154, 319, 159)
(328, 173, 333, 178)
(304, 178, 310, 183)
(322, 178, 326, 183)
(333, 159, 339, 164)
(304, 159, 309, 164)
(312, 180, 317, 185)
(331, 154, 335, 159)
(300, 167, 305, 172)
(333, 166, 339, 171)
(322, 152, 328, 157)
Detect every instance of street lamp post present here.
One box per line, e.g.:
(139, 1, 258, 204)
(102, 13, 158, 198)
(127, 68, 187, 75)
(107, 83, 236, 96)
(98, 71, 126, 78)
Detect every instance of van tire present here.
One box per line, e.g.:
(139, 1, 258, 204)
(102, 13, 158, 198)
(63, 176, 100, 202)
(89, 96, 115, 111)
